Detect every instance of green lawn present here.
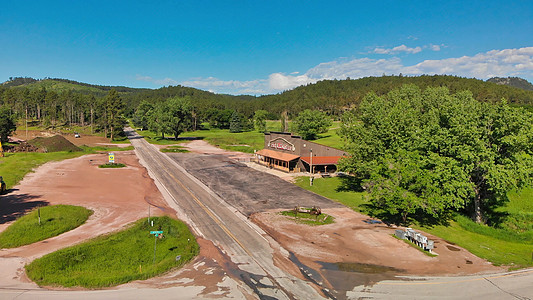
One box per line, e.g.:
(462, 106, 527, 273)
(295, 176, 533, 269)
(294, 176, 368, 212)
(0, 205, 92, 248)
(313, 121, 345, 150)
(26, 216, 199, 288)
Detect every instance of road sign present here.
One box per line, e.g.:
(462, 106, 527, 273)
(150, 231, 163, 235)
(108, 153, 115, 163)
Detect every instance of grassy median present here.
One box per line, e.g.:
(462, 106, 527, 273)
(0, 205, 92, 248)
(25, 216, 199, 288)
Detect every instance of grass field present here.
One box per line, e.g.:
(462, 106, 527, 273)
(0, 205, 92, 248)
(295, 176, 533, 269)
(138, 120, 346, 153)
(25, 216, 199, 288)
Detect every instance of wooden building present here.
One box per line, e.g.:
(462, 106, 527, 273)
(255, 132, 348, 173)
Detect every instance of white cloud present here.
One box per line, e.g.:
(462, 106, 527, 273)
(430, 44, 441, 51)
(268, 73, 315, 91)
(135, 75, 178, 86)
(182, 77, 268, 95)
(374, 44, 422, 54)
(137, 47, 533, 95)
(402, 47, 533, 79)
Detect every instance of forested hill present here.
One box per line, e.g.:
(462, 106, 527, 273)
(487, 77, 533, 91)
(255, 75, 533, 116)
(2, 75, 533, 117)
(3, 77, 149, 97)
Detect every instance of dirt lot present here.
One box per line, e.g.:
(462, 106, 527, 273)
(0, 150, 241, 296)
(11, 129, 130, 148)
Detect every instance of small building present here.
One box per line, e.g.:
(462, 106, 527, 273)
(255, 132, 348, 173)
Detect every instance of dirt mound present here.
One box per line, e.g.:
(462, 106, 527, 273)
(3, 142, 40, 153)
(28, 135, 82, 152)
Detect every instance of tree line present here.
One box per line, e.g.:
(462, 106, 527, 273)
(0, 86, 125, 140)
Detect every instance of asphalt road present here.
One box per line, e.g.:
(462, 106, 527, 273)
(126, 128, 323, 299)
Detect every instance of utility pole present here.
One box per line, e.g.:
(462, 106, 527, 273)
(310, 149, 313, 186)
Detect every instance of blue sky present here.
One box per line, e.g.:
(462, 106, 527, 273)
(1, 1, 532, 95)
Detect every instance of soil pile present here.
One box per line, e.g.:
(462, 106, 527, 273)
(28, 135, 82, 152)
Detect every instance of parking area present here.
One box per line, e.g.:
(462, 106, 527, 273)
(167, 152, 343, 216)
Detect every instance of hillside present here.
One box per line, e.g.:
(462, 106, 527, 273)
(2, 75, 533, 118)
(255, 75, 533, 116)
(3, 77, 149, 97)
(487, 77, 533, 91)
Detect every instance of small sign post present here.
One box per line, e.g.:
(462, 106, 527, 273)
(108, 153, 115, 164)
(150, 231, 163, 264)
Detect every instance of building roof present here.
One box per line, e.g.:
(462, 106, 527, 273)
(300, 156, 343, 166)
(256, 149, 300, 162)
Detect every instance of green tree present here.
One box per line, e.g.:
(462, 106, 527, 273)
(0, 106, 17, 143)
(229, 111, 242, 133)
(292, 109, 332, 140)
(159, 97, 193, 140)
(104, 90, 125, 140)
(133, 101, 155, 130)
(339, 85, 533, 225)
(253, 110, 268, 132)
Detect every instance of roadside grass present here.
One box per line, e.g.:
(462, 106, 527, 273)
(80, 145, 134, 152)
(25, 216, 199, 288)
(294, 176, 368, 213)
(0, 205, 92, 248)
(279, 210, 335, 225)
(0, 145, 133, 190)
(137, 129, 190, 145)
(294, 176, 533, 269)
(419, 220, 533, 268)
(391, 235, 438, 257)
(160, 145, 189, 153)
(98, 163, 126, 168)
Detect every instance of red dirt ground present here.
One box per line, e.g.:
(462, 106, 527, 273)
(0, 151, 236, 294)
(11, 129, 129, 148)
(252, 208, 505, 279)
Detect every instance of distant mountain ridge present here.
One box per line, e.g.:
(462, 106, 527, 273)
(3, 75, 533, 117)
(487, 77, 533, 91)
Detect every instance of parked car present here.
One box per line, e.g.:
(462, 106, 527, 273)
(74, 132, 81, 138)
